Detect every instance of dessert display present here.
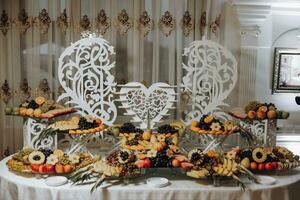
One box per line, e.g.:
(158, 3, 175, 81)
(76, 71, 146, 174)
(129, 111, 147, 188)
(230, 146, 300, 172)
(40, 115, 105, 138)
(190, 114, 239, 135)
(6, 147, 94, 174)
(229, 101, 290, 121)
(5, 96, 76, 119)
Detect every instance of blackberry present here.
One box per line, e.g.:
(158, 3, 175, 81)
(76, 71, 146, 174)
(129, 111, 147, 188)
(27, 100, 39, 109)
(126, 139, 139, 146)
(135, 129, 143, 134)
(165, 137, 173, 145)
(78, 117, 98, 130)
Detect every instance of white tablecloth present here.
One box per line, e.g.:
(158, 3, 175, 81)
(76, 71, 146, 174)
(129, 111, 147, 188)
(1, 156, 300, 200)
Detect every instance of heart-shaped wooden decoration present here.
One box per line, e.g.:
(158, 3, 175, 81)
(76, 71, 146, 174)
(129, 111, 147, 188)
(120, 82, 175, 129)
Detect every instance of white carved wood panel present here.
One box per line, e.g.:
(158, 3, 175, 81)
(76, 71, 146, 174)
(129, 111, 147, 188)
(118, 82, 177, 129)
(181, 40, 238, 124)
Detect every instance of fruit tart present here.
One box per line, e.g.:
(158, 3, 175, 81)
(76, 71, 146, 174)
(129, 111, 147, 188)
(5, 96, 76, 119)
(6, 147, 95, 174)
(190, 115, 239, 135)
(232, 146, 300, 172)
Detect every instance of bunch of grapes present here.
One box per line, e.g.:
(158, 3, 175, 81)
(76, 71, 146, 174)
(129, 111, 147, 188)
(157, 124, 177, 134)
(78, 117, 98, 130)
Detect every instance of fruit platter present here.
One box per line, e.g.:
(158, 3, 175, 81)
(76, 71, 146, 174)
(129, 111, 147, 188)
(229, 146, 300, 173)
(185, 148, 256, 190)
(229, 101, 290, 121)
(190, 115, 239, 135)
(5, 96, 76, 120)
(39, 115, 105, 139)
(6, 147, 95, 175)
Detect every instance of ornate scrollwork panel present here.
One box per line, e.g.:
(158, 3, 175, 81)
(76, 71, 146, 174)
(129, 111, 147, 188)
(13, 9, 32, 34)
(23, 118, 57, 149)
(240, 119, 277, 146)
(34, 8, 51, 34)
(57, 34, 117, 125)
(95, 9, 110, 35)
(137, 11, 153, 37)
(115, 9, 133, 36)
(181, 40, 237, 124)
(159, 11, 175, 37)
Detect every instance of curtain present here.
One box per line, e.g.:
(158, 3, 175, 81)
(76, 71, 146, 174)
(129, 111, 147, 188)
(0, 0, 229, 158)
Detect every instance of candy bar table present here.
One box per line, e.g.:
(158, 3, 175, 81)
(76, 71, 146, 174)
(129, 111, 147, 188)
(0, 156, 300, 200)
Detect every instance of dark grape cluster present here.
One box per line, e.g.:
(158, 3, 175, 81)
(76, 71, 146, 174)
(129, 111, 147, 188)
(120, 151, 129, 161)
(150, 150, 172, 168)
(120, 123, 138, 133)
(39, 148, 53, 158)
(198, 115, 223, 130)
(27, 100, 39, 109)
(157, 124, 177, 134)
(106, 149, 121, 167)
(78, 117, 98, 130)
(239, 149, 252, 159)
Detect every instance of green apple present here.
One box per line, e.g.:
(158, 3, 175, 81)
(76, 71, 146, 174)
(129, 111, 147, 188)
(241, 157, 250, 168)
(281, 111, 290, 119)
(13, 107, 19, 114)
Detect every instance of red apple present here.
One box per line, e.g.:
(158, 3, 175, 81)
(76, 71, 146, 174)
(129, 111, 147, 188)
(258, 163, 265, 171)
(31, 164, 40, 173)
(271, 162, 278, 169)
(135, 160, 145, 168)
(46, 165, 55, 173)
(250, 162, 257, 170)
(38, 164, 47, 174)
(265, 162, 273, 170)
(143, 159, 152, 168)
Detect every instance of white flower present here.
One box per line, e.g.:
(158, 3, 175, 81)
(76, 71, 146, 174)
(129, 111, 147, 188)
(69, 154, 80, 164)
(46, 154, 59, 165)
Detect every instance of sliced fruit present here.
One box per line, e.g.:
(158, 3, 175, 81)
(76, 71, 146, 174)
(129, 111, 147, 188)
(35, 96, 46, 106)
(204, 115, 214, 124)
(190, 121, 198, 127)
(252, 147, 267, 163)
(26, 108, 34, 117)
(28, 151, 45, 165)
(34, 109, 42, 118)
(181, 162, 194, 169)
(175, 155, 188, 162)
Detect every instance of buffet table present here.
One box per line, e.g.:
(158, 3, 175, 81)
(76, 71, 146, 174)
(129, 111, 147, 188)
(1, 157, 300, 200)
